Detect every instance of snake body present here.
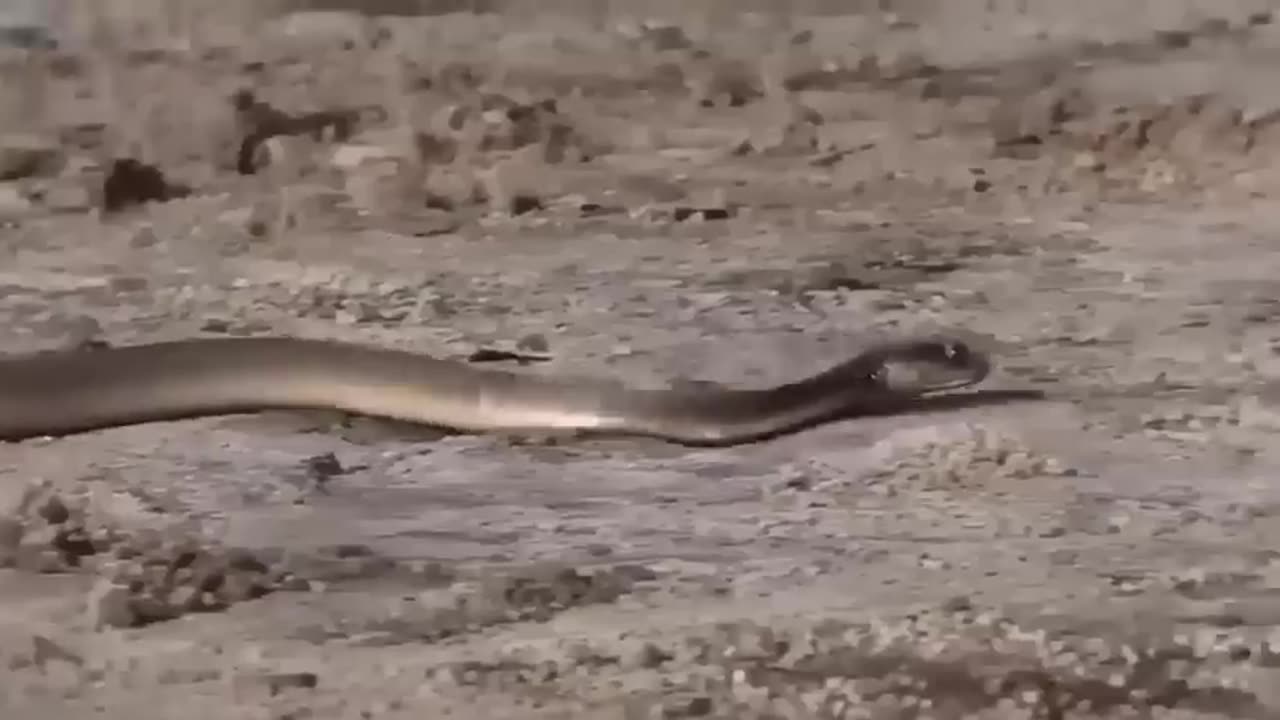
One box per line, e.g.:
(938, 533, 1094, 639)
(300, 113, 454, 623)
(0, 336, 991, 445)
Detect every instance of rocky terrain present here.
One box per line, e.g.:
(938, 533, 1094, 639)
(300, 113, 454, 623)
(5, 1, 1280, 717)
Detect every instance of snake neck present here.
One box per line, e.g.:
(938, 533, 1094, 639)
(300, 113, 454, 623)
(602, 358, 898, 445)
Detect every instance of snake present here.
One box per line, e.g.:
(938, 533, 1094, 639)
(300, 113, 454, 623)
(0, 335, 992, 445)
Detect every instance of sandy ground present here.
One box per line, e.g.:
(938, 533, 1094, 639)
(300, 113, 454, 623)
(5, 1, 1280, 717)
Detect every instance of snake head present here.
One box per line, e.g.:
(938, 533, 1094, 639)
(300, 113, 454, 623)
(873, 337, 991, 395)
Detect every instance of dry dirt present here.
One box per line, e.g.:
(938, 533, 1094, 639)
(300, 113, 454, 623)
(6, 1, 1280, 718)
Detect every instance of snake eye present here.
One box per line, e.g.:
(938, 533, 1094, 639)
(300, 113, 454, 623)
(941, 341, 970, 366)
(866, 365, 890, 385)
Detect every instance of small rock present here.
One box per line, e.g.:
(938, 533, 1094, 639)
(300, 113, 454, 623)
(671, 205, 733, 222)
(218, 569, 272, 604)
(101, 157, 190, 213)
(515, 334, 549, 353)
(479, 160, 543, 217)
(1072, 152, 1105, 171)
(413, 131, 457, 164)
(1171, 98, 1247, 156)
(989, 87, 1090, 154)
(52, 525, 97, 563)
(0, 182, 33, 218)
(129, 225, 162, 248)
(257, 671, 319, 696)
(87, 579, 136, 630)
(1153, 28, 1192, 49)
(0, 24, 57, 50)
(303, 452, 344, 481)
(636, 22, 691, 52)
(620, 640, 672, 670)
(275, 575, 313, 592)
(0, 133, 64, 180)
(167, 585, 204, 612)
(685, 58, 760, 109)
(879, 50, 938, 80)
(31, 634, 84, 670)
(36, 493, 70, 524)
(431, 104, 472, 136)
(187, 558, 226, 593)
(329, 142, 401, 171)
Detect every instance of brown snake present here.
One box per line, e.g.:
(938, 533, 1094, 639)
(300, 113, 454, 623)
(0, 335, 999, 445)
